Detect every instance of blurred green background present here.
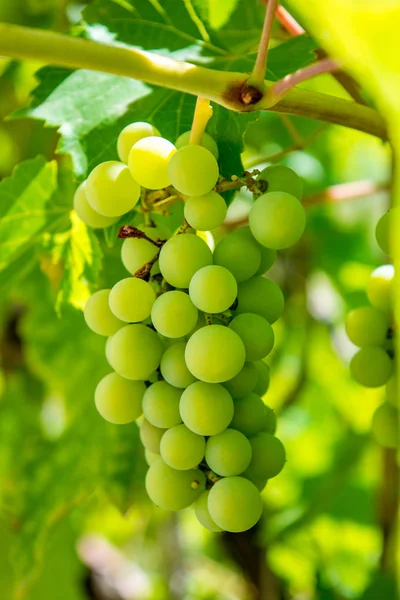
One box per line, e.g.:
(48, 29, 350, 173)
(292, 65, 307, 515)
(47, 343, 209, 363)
(0, 1, 398, 599)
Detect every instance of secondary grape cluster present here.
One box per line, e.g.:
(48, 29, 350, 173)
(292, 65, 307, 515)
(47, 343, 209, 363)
(346, 207, 398, 449)
(76, 119, 306, 533)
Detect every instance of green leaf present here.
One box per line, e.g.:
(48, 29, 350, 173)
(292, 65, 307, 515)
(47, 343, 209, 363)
(0, 156, 60, 272)
(45, 212, 103, 313)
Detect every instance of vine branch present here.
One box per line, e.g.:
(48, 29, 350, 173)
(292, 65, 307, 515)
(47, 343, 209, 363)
(0, 22, 387, 140)
(249, 0, 279, 88)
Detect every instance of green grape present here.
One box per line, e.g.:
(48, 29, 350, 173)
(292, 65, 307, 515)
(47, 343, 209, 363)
(105, 336, 114, 365)
(223, 362, 258, 398)
(128, 136, 176, 189)
(121, 232, 162, 277)
(160, 342, 197, 389)
(208, 476, 263, 533)
(256, 247, 277, 276)
(146, 458, 205, 511)
(231, 393, 266, 436)
(205, 429, 252, 476)
(94, 372, 145, 424)
(185, 325, 245, 383)
(159, 233, 213, 288)
(107, 324, 163, 380)
(86, 161, 140, 217)
(262, 405, 277, 434)
(109, 277, 156, 323)
(194, 490, 222, 532)
(229, 313, 274, 361)
(367, 265, 395, 314)
(345, 306, 389, 347)
(249, 191, 306, 249)
(145, 449, 160, 466)
(214, 227, 261, 282)
(253, 361, 270, 396)
(386, 376, 398, 406)
(168, 145, 219, 196)
(189, 265, 237, 313)
(151, 291, 198, 338)
(257, 165, 303, 199)
(248, 476, 269, 492)
(236, 276, 284, 324)
(117, 121, 160, 164)
(371, 402, 398, 448)
(175, 130, 219, 159)
(180, 381, 234, 435)
(184, 191, 227, 231)
(375, 207, 400, 255)
(84, 289, 124, 336)
(160, 424, 205, 470)
(244, 432, 286, 481)
(140, 419, 167, 453)
(73, 181, 118, 229)
(142, 381, 182, 428)
(350, 346, 393, 388)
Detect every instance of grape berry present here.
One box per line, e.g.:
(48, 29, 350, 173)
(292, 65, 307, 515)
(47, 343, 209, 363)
(78, 121, 307, 533)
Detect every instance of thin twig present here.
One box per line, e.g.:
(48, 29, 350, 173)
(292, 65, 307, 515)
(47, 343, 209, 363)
(249, 0, 279, 88)
(267, 58, 342, 106)
(279, 114, 304, 146)
(303, 180, 389, 207)
(275, 4, 305, 36)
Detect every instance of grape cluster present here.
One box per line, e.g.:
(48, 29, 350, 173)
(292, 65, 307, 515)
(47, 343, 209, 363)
(77, 119, 306, 533)
(345, 208, 398, 449)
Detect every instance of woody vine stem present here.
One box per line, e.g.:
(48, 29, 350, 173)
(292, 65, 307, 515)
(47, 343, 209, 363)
(0, 20, 388, 140)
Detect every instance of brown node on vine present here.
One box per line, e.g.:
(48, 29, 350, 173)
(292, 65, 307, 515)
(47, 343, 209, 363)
(222, 79, 264, 112)
(134, 255, 159, 281)
(118, 225, 166, 247)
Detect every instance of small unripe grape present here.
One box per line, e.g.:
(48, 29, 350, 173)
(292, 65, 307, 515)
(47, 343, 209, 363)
(117, 121, 160, 164)
(109, 277, 156, 323)
(244, 432, 286, 480)
(86, 161, 140, 217)
(168, 145, 219, 196)
(229, 313, 275, 361)
(350, 346, 393, 388)
(223, 362, 258, 398)
(160, 342, 197, 389)
(84, 289, 124, 336)
(231, 393, 266, 436)
(214, 227, 261, 282)
(375, 207, 400, 255)
(367, 265, 394, 314)
(249, 191, 306, 249)
(205, 429, 252, 476)
(253, 361, 270, 396)
(180, 381, 234, 435)
(142, 381, 182, 429)
(345, 306, 389, 347)
(140, 419, 166, 453)
(107, 324, 163, 380)
(73, 181, 118, 229)
(95, 372, 145, 424)
(151, 291, 198, 338)
(146, 459, 205, 511)
(371, 402, 398, 448)
(236, 276, 284, 324)
(194, 491, 222, 532)
(189, 265, 237, 313)
(256, 246, 277, 275)
(257, 165, 303, 199)
(175, 130, 219, 159)
(159, 233, 213, 289)
(184, 191, 227, 231)
(185, 325, 245, 383)
(129, 136, 176, 189)
(160, 424, 205, 470)
(145, 449, 160, 466)
(208, 476, 263, 533)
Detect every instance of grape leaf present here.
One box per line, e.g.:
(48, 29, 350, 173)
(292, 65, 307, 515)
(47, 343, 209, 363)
(0, 156, 61, 272)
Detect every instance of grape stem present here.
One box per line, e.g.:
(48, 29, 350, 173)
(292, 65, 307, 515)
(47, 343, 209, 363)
(117, 225, 166, 247)
(248, 0, 279, 90)
(0, 22, 387, 139)
(189, 97, 213, 145)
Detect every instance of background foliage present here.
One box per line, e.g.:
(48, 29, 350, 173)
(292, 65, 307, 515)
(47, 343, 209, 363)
(0, 1, 397, 599)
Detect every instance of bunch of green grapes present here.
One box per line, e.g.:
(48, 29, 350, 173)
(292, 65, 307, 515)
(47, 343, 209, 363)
(79, 121, 309, 533)
(344, 212, 398, 448)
